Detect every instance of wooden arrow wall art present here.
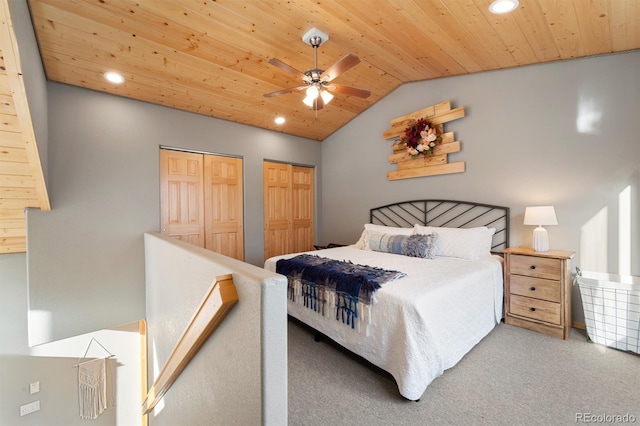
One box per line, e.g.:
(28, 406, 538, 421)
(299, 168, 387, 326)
(383, 101, 465, 180)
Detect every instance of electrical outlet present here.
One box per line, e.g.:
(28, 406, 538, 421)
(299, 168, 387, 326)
(29, 381, 40, 394)
(19, 401, 40, 416)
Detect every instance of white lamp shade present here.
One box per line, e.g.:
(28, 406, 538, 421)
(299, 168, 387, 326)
(303, 87, 317, 106)
(306, 85, 319, 99)
(302, 94, 315, 107)
(320, 89, 333, 104)
(523, 206, 558, 226)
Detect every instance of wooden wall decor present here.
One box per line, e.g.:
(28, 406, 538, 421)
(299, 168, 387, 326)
(382, 101, 465, 181)
(142, 274, 238, 415)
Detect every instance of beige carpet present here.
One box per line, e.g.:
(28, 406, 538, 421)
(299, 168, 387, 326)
(287, 319, 640, 425)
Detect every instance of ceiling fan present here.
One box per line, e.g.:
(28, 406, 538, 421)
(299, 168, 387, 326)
(264, 28, 371, 113)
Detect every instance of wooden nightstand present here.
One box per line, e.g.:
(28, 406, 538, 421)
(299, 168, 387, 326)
(503, 247, 575, 339)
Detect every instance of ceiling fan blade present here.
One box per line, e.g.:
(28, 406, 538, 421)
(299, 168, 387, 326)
(326, 83, 371, 98)
(267, 58, 306, 78)
(264, 86, 306, 98)
(321, 53, 361, 82)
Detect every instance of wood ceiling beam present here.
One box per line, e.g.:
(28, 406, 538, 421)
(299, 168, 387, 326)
(0, 0, 50, 213)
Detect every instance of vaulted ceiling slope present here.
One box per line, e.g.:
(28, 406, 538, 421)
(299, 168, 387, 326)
(0, 0, 49, 254)
(28, 0, 640, 142)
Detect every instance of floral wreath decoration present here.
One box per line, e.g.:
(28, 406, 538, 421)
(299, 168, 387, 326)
(395, 118, 442, 158)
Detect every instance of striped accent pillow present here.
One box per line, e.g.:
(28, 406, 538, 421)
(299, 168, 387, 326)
(367, 233, 437, 259)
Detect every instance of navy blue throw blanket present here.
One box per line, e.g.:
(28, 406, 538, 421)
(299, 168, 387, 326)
(276, 254, 406, 329)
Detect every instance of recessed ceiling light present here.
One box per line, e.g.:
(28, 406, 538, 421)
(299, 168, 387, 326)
(104, 71, 125, 84)
(488, 0, 519, 14)
(274, 116, 285, 125)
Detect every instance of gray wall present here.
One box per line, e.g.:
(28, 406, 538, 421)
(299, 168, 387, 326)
(0, 253, 28, 353)
(27, 83, 322, 345)
(0, 255, 141, 426)
(321, 51, 640, 323)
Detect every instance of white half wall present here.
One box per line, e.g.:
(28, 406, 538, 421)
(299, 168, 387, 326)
(144, 232, 287, 426)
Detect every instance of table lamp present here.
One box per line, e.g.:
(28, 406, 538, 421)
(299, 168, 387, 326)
(523, 206, 557, 252)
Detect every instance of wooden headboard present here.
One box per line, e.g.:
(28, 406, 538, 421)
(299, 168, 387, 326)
(370, 200, 510, 253)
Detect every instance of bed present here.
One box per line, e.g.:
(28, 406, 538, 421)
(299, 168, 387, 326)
(264, 200, 510, 401)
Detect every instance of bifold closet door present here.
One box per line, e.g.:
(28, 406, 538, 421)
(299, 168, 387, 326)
(161, 149, 244, 260)
(291, 165, 314, 253)
(204, 155, 244, 261)
(264, 161, 291, 260)
(160, 149, 205, 247)
(263, 161, 313, 260)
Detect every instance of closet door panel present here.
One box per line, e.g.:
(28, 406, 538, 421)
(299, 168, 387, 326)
(204, 155, 244, 260)
(160, 150, 205, 247)
(292, 166, 314, 253)
(264, 162, 292, 260)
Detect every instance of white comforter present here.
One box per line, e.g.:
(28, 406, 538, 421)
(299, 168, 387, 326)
(264, 245, 504, 401)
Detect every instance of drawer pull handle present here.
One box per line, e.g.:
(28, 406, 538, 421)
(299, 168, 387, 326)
(530, 287, 536, 291)
(530, 307, 536, 312)
(530, 265, 536, 270)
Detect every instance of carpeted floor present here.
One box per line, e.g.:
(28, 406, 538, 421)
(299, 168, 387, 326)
(287, 319, 640, 425)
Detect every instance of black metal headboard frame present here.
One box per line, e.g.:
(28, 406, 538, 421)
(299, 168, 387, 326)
(370, 199, 510, 253)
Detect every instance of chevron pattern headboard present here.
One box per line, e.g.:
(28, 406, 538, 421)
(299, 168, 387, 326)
(370, 200, 510, 253)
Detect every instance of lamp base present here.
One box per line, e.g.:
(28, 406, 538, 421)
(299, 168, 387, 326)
(532, 226, 549, 252)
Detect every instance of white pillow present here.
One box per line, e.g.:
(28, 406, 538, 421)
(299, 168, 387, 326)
(413, 225, 496, 259)
(354, 224, 414, 249)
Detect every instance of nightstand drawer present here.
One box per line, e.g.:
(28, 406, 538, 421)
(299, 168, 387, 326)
(510, 254, 561, 280)
(510, 275, 561, 303)
(510, 294, 561, 324)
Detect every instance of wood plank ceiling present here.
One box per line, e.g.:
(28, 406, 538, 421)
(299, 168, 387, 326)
(1, 0, 639, 254)
(0, 0, 49, 254)
(28, 0, 640, 142)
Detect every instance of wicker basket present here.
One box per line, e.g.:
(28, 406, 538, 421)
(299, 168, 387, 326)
(576, 270, 640, 354)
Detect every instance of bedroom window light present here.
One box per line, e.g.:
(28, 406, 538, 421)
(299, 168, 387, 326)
(524, 206, 558, 252)
(488, 0, 519, 14)
(580, 206, 608, 272)
(619, 185, 631, 275)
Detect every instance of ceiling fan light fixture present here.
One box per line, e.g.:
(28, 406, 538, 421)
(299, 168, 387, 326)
(488, 0, 519, 14)
(302, 94, 316, 107)
(265, 27, 369, 113)
(303, 85, 321, 107)
(306, 85, 319, 99)
(320, 89, 333, 105)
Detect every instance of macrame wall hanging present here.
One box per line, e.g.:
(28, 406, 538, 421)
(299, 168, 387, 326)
(382, 100, 465, 180)
(74, 338, 115, 420)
